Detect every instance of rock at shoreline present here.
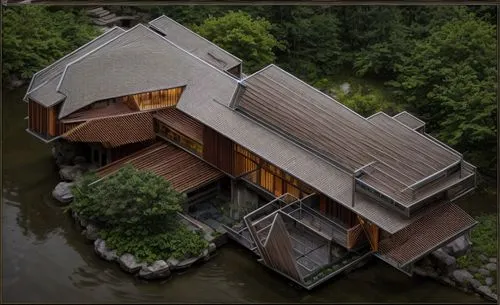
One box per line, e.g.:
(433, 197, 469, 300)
(52, 182, 74, 204)
(451, 269, 473, 286)
(468, 278, 482, 289)
(485, 277, 494, 286)
(442, 235, 471, 258)
(478, 268, 490, 276)
(138, 260, 171, 280)
(208, 243, 216, 254)
(430, 249, 457, 274)
(60, 165, 85, 182)
(485, 263, 497, 271)
(489, 258, 497, 263)
(119, 253, 145, 273)
(477, 286, 498, 302)
(94, 239, 118, 262)
(167, 258, 180, 270)
(439, 276, 456, 287)
(82, 224, 99, 241)
(468, 266, 478, 273)
(176, 256, 199, 269)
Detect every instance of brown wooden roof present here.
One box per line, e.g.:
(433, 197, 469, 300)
(153, 108, 204, 144)
(96, 142, 224, 193)
(61, 112, 155, 147)
(377, 203, 477, 266)
(61, 102, 137, 123)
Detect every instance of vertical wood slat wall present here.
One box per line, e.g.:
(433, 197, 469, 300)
(132, 87, 184, 110)
(203, 126, 234, 174)
(28, 100, 57, 138)
(319, 195, 358, 228)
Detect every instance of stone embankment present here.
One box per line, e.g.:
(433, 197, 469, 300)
(414, 235, 497, 302)
(73, 211, 218, 281)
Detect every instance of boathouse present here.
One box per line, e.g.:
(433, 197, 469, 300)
(24, 16, 478, 289)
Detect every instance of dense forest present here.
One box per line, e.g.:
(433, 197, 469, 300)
(2, 5, 497, 178)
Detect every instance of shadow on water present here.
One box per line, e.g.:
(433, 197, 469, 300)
(2, 86, 493, 303)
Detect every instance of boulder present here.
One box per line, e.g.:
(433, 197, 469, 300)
(60, 165, 84, 182)
(176, 256, 199, 269)
(478, 268, 490, 276)
(94, 239, 118, 262)
(468, 266, 478, 273)
(208, 242, 217, 254)
(442, 235, 471, 258)
(486, 277, 494, 286)
(439, 276, 456, 287)
(451, 269, 473, 286)
(82, 224, 99, 241)
(489, 258, 497, 263)
(468, 278, 482, 289)
(430, 249, 457, 274)
(138, 260, 171, 280)
(340, 82, 351, 95)
(167, 257, 180, 270)
(477, 286, 498, 302)
(119, 254, 146, 274)
(52, 182, 74, 204)
(485, 263, 497, 271)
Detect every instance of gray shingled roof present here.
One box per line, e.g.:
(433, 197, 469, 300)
(149, 15, 242, 72)
(57, 24, 237, 119)
(24, 27, 125, 107)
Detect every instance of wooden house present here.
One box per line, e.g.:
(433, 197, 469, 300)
(25, 16, 478, 289)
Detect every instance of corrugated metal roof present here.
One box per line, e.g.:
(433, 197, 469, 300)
(377, 203, 477, 266)
(61, 111, 155, 147)
(392, 111, 425, 130)
(153, 108, 204, 144)
(238, 65, 460, 187)
(25, 27, 125, 107)
(96, 142, 224, 193)
(149, 15, 242, 71)
(57, 24, 237, 119)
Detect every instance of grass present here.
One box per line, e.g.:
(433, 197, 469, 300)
(456, 214, 497, 287)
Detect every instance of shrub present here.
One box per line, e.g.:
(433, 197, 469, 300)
(70, 165, 207, 263)
(457, 214, 497, 270)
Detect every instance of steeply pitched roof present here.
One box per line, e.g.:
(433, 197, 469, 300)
(149, 15, 242, 71)
(24, 27, 125, 107)
(57, 24, 237, 119)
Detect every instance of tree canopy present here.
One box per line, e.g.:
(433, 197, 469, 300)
(193, 11, 283, 73)
(2, 6, 100, 82)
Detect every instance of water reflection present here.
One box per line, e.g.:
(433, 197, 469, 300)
(2, 87, 493, 303)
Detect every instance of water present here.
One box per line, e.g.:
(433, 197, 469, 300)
(2, 87, 493, 303)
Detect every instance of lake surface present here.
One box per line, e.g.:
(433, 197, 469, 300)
(2, 87, 494, 303)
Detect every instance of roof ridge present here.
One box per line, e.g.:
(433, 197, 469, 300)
(149, 15, 243, 65)
(24, 26, 124, 102)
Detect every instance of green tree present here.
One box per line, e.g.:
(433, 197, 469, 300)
(390, 15, 497, 174)
(70, 166, 208, 262)
(2, 6, 100, 82)
(193, 11, 283, 73)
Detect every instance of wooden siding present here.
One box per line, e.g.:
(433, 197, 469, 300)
(131, 87, 184, 110)
(203, 126, 234, 174)
(28, 100, 58, 138)
(154, 108, 204, 144)
(234, 144, 314, 198)
(155, 119, 203, 156)
(319, 195, 358, 228)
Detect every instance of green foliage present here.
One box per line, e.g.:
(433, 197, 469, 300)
(457, 214, 497, 272)
(334, 85, 400, 117)
(389, 15, 497, 175)
(101, 226, 208, 263)
(2, 6, 100, 82)
(70, 165, 207, 263)
(193, 11, 283, 73)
